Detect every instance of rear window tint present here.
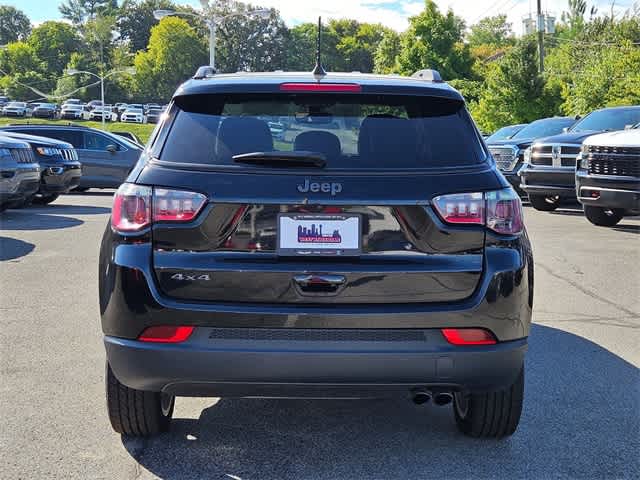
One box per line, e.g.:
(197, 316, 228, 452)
(157, 94, 485, 170)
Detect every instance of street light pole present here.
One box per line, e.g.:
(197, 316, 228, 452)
(154, 6, 270, 70)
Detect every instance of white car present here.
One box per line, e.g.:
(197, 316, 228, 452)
(2, 102, 32, 117)
(89, 106, 118, 122)
(60, 104, 86, 120)
(121, 107, 146, 123)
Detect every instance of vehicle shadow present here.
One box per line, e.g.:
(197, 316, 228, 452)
(612, 224, 640, 234)
(122, 325, 640, 480)
(0, 211, 83, 231)
(0, 236, 35, 261)
(34, 204, 111, 215)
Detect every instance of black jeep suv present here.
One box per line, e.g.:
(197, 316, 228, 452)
(99, 69, 533, 438)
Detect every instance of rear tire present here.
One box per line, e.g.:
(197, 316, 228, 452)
(584, 206, 624, 227)
(528, 194, 560, 211)
(454, 366, 524, 438)
(106, 362, 174, 436)
(32, 193, 59, 205)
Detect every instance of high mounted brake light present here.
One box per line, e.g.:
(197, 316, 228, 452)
(111, 183, 207, 233)
(279, 83, 362, 93)
(432, 189, 523, 235)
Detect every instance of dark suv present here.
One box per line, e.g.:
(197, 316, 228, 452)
(0, 132, 81, 204)
(99, 68, 533, 438)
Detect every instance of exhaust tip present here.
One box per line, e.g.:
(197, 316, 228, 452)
(411, 389, 432, 405)
(433, 392, 453, 406)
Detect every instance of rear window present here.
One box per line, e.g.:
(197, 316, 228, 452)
(157, 94, 485, 170)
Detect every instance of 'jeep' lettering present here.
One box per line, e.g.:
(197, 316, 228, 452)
(297, 179, 343, 196)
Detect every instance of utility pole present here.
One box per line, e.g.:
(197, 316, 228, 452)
(537, 0, 545, 73)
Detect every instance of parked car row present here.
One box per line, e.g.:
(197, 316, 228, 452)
(0, 124, 143, 211)
(486, 105, 640, 227)
(0, 97, 168, 124)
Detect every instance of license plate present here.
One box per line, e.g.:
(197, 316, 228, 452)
(277, 213, 361, 256)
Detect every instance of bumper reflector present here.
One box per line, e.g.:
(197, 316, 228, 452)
(441, 328, 497, 346)
(138, 326, 194, 343)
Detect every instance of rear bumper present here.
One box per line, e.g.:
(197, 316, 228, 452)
(105, 330, 527, 396)
(576, 169, 640, 211)
(519, 166, 576, 197)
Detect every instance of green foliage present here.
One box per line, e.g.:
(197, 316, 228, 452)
(59, 0, 118, 25)
(0, 6, 31, 44)
(472, 38, 561, 132)
(117, 0, 175, 53)
(132, 17, 207, 101)
(396, 1, 472, 79)
(467, 15, 514, 47)
(27, 22, 81, 76)
(374, 30, 401, 74)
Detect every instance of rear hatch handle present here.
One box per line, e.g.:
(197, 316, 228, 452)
(293, 274, 346, 296)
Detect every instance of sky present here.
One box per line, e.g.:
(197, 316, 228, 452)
(7, 0, 638, 33)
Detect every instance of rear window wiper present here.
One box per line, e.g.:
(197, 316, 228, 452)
(232, 151, 326, 168)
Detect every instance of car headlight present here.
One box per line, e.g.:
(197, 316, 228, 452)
(523, 147, 532, 165)
(0, 148, 11, 156)
(578, 152, 590, 170)
(36, 147, 62, 156)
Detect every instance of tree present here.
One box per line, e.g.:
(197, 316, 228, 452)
(59, 0, 118, 25)
(27, 22, 81, 76)
(331, 20, 389, 73)
(287, 23, 340, 71)
(468, 15, 514, 47)
(212, 1, 288, 73)
(132, 17, 207, 101)
(472, 38, 561, 131)
(374, 30, 401, 74)
(118, 0, 176, 53)
(0, 6, 31, 44)
(396, 1, 472, 79)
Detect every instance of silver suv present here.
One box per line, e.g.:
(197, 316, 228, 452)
(0, 135, 40, 212)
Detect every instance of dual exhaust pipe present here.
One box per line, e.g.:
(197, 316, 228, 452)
(411, 388, 453, 406)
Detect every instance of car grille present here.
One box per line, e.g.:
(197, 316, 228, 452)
(531, 144, 581, 167)
(488, 146, 518, 171)
(60, 148, 78, 161)
(10, 148, 36, 164)
(587, 146, 640, 177)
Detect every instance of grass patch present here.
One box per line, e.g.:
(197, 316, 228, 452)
(0, 118, 156, 143)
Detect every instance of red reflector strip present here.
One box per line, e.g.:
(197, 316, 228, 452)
(441, 328, 497, 346)
(280, 83, 362, 92)
(138, 326, 194, 343)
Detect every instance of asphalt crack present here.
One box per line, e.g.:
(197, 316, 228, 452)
(537, 262, 639, 317)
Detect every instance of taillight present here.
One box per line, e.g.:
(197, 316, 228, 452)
(441, 328, 497, 346)
(153, 188, 207, 222)
(111, 183, 151, 232)
(138, 326, 194, 343)
(111, 183, 207, 233)
(432, 189, 523, 235)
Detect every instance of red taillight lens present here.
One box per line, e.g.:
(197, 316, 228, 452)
(441, 328, 497, 346)
(279, 83, 362, 92)
(153, 188, 207, 222)
(111, 183, 151, 232)
(432, 192, 484, 224)
(485, 189, 523, 235)
(138, 326, 194, 343)
(432, 189, 523, 235)
(111, 184, 207, 232)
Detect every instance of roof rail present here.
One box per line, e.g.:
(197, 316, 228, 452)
(193, 65, 216, 80)
(411, 69, 443, 83)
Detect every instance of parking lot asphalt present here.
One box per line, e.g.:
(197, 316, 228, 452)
(1, 193, 638, 480)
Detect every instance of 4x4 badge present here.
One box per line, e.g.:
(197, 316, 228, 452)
(297, 179, 343, 196)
